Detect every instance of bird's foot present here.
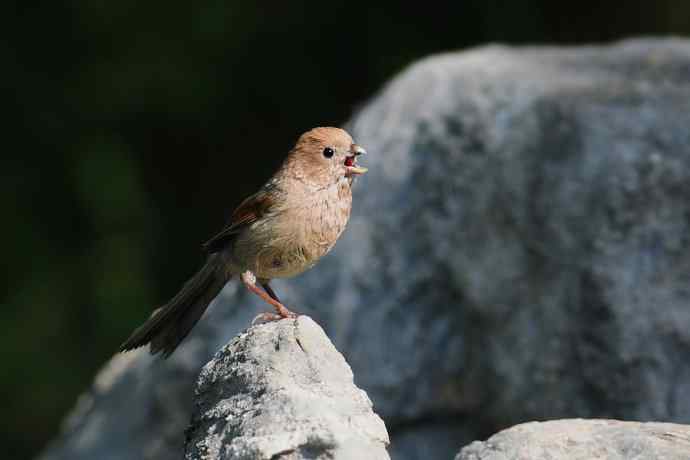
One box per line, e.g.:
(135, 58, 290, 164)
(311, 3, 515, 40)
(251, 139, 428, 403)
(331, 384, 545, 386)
(273, 302, 299, 319)
(251, 309, 298, 325)
(241, 271, 300, 321)
(251, 312, 281, 325)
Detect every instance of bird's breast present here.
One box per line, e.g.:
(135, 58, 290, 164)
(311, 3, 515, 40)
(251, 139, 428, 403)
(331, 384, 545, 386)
(243, 181, 353, 279)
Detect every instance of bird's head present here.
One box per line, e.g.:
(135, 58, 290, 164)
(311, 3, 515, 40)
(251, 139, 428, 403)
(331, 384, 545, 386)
(285, 127, 367, 188)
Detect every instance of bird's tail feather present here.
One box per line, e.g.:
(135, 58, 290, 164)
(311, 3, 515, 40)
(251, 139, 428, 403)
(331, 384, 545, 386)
(119, 255, 228, 358)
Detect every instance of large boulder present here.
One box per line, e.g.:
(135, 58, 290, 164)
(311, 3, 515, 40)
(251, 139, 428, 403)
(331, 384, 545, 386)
(328, 38, 690, 457)
(184, 316, 389, 460)
(455, 419, 690, 460)
(39, 38, 690, 460)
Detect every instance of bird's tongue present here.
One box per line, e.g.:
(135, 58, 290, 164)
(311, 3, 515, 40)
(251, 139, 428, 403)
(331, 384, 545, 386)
(345, 155, 367, 176)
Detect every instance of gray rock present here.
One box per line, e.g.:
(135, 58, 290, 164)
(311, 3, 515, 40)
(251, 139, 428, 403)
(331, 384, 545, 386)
(38, 284, 258, 460)
(455, 419, 690, 460)
(324, 37, 690, 453)
(184, 316, 389, 460)
(38, 38, 690, 460)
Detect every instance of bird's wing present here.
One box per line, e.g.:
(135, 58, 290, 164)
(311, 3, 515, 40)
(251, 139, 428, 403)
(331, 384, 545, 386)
(202, 188, 275, 253)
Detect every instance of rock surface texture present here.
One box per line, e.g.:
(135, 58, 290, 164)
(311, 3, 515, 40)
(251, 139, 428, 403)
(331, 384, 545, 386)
(39, 39, 690, 460)
(456, 419, 690, 460)
(184, 316, 389, 460)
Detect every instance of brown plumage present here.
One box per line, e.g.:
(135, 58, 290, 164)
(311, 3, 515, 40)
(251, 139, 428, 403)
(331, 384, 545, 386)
(119, 127, 367, 358)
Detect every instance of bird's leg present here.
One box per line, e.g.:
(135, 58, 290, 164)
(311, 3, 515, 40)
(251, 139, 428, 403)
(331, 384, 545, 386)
(240, 271, 297, 320)
(260, 280, 281, 303)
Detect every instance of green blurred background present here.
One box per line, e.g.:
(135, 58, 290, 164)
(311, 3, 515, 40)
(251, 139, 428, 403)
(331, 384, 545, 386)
(2, 1, 689, 459)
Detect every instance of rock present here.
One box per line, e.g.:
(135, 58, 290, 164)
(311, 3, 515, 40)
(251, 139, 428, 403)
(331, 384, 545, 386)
(317, 37, 690, 454)
(37, 284, 258, 460)
(39, 38, 690, 460)
(455, 419, 690, 460)
(184, 316, 389, 460)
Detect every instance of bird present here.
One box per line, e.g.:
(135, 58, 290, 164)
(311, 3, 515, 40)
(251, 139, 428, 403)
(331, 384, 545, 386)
(119, 127, 367, 358)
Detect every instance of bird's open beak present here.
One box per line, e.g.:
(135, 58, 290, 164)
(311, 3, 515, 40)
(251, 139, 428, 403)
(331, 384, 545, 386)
(345, 144, 368, 176)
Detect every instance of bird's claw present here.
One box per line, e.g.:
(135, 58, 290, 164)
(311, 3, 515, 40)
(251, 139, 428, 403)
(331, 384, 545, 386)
(251, 312, 281, 325)
(251, 310, 299, 325)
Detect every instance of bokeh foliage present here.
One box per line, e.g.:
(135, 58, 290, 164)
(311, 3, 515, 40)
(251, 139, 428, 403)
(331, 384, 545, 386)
(2, 1, 689, 458)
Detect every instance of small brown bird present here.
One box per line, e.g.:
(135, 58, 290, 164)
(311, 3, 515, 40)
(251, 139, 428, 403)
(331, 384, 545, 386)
(120, 127, 367, 357)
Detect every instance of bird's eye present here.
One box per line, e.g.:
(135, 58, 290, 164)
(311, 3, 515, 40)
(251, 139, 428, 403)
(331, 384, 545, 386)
(323, 147, 334, 158)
